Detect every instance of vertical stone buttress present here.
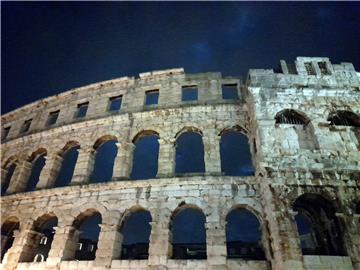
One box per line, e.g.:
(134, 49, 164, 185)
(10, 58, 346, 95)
(6, 159, 32, 194)
(148, 208, 172, 269)
(71, 146, 94, 185)
(113, 142, 135, 180)
(157, 138, 176, 178)
(36, 153, 63, 189)
(203, 129, 221, 175)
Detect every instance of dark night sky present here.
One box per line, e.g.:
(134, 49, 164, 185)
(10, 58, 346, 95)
(2, 2, 360, 114)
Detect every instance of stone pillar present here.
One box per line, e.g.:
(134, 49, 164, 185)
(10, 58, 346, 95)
(94, 224, 122, 267)
(36, 154, 63, 189)
(1, 229, 22, 269)
(206, 221, 227, 270)
(157, 138, 175, 178)
(148, 209, 172, 268)
(203, 130, 221, 175)
(113, 142, 135, 180)
(48, 225, 80, 262)
(6, 160, 32, 194)
(260, 181, 304, 270)
(71, 146, 94, 185)
(1, 168, 8, 186)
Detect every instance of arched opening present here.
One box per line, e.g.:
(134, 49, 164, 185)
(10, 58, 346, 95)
(275, 109, 318, 150)
(171, 206, 207, 259)
(226, 208, 265, 260)
(25, 149, 47, 192)
(1, 159, 17, 195)
(130, 131, 159, 180)
(73, 211, 102, 261)
(220, 130, 254, 176)
(90, 138, 118, 183)
(1, 217, 19, 262)
(19, 214, 58, 262)
(175, 129, 205, 174)
(293, 193, 346, 256)
(120, 209, 152, 259)
(275, 109, 309, 125)
(54, 143, 80, 187)
(327, 110, 360, 127)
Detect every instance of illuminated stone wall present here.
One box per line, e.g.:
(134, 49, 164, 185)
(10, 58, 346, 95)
(1, 57, 359, 270)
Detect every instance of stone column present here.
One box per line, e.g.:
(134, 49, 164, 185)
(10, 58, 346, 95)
(36, 153, 63, 189)
(94, 224, 122, 267)
(1, 167, 8, 186)
(6, 160, 32, 194)
(148, 209, 172, 268)
(47, 225, 80, 262)
(1, 229, 22, 269)
(203, 130, 221, 175)
(206, 221, 227, 270)
(157, 138, 175, 178)
(71, 146, 94, 185)
(113, 142, 135, 180)
(260, 181, 304, 270)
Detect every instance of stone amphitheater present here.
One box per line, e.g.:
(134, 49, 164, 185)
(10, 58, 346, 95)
(1, 57, 359, 270)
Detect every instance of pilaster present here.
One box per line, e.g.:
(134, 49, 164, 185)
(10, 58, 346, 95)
(113, 142, 135, 180)
(36, 153, 63, 189)
(157, 138, 175, 178)
(71, 146, 94, 185)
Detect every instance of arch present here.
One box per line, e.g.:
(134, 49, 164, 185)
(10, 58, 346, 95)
(219, 125, 248, 136)
(120, 208, 152, 259)
(70, 209, 102, 261)
(275, 109, 310, 125)
(175, 128, 205, 174)
(19, 213, 58, 262)
(130, 130, 160, 180)
(293, 193, 346, 256)
(90, 136, 118, 183)
(220, 130, 254, 176)
(175, 126, 203, 139)
(1, 217, 20, 262)
(1, 158, 18, 196)
(170, 204, 207, 259)
(225, 207, 265, 260)
(327, 110, 360, 127)
(2, 155, 18, 169)
(54, 142, 80, 187)
(25, 149, 47, 192)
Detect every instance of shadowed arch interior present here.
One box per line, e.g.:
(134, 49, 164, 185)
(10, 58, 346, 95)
(327, 110, 360, 127)
(175, 130, 205, 174)
(1, 217, 19, 262)
(130, 131, 159, 180)
(90, 139, 118, 183)
(25, 150, 47, 192)
(220, 130, 254, 176)
(54, 143, 80, 187)
(275, 109, 310, 125)
(1, 160, 17, 195)
(171, 206, 207, 259)
(19, 214, 58, 262)
(293, 193, 346, 256)
(226, 208, 265, 260)
(120, 209, 152, 259)
(72, 210, 102, 261)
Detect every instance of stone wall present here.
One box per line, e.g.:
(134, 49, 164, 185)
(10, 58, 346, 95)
(1, 57, 359, 270)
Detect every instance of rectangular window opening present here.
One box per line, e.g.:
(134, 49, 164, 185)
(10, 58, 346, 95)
(108, 95, 122, 112)
(287, 63, 298, 75)
(46, 110, 60, 126)
(304, 62, 316, 75)
(20, 119, 32, 134)
(318, 62, 331, 75)
(75, 102, 89, 119)
(182, 85, 198, 101)
(2, 126, 11, 140)
(145, 90, 159, 106)
(222, 84, 239, 100)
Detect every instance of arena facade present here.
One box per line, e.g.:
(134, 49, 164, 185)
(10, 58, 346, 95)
(1, 57, 359, 270)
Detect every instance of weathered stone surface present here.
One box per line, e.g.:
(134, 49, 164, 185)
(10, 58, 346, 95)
(1, 57, 359, 270)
